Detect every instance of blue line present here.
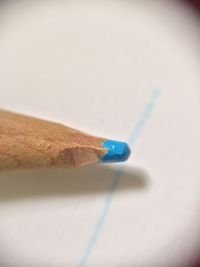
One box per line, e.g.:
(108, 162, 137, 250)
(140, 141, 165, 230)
(79, 89, 160, 267)
(128, 89, 160, 145)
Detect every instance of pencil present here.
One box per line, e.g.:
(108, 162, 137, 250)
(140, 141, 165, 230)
(0, 110, 130, 171)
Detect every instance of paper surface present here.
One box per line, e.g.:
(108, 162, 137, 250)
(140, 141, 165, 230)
(0, 1, 200, 266)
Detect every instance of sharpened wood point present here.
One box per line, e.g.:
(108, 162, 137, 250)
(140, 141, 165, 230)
(0, 110, 131, 171)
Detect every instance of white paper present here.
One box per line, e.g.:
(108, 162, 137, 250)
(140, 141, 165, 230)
(0, 1, 200, 266)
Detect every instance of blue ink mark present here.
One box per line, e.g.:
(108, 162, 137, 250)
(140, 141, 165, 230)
(102, 140, 131, 162)
(79, 167, 124, 267)
(79, 89, 160, 267)
(128, 89, 160, 145)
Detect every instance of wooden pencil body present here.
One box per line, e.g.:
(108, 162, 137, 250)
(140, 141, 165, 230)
(0, 110, 107, 171)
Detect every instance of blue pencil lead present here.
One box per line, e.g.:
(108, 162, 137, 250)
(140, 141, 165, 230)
(101, 140, 131, 162)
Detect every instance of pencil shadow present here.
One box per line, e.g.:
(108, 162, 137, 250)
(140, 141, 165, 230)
(0, 164, 149, 202)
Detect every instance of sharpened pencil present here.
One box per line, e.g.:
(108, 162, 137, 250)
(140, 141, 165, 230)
(0, 110, 130, 171)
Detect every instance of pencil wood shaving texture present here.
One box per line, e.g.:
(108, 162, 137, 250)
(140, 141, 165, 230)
(0, 110, 107, 171)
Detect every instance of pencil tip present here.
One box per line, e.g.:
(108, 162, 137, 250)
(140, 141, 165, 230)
(101, 140, 131, 163)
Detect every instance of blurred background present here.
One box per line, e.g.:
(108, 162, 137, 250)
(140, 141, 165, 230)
(0, 1, 200, 267)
